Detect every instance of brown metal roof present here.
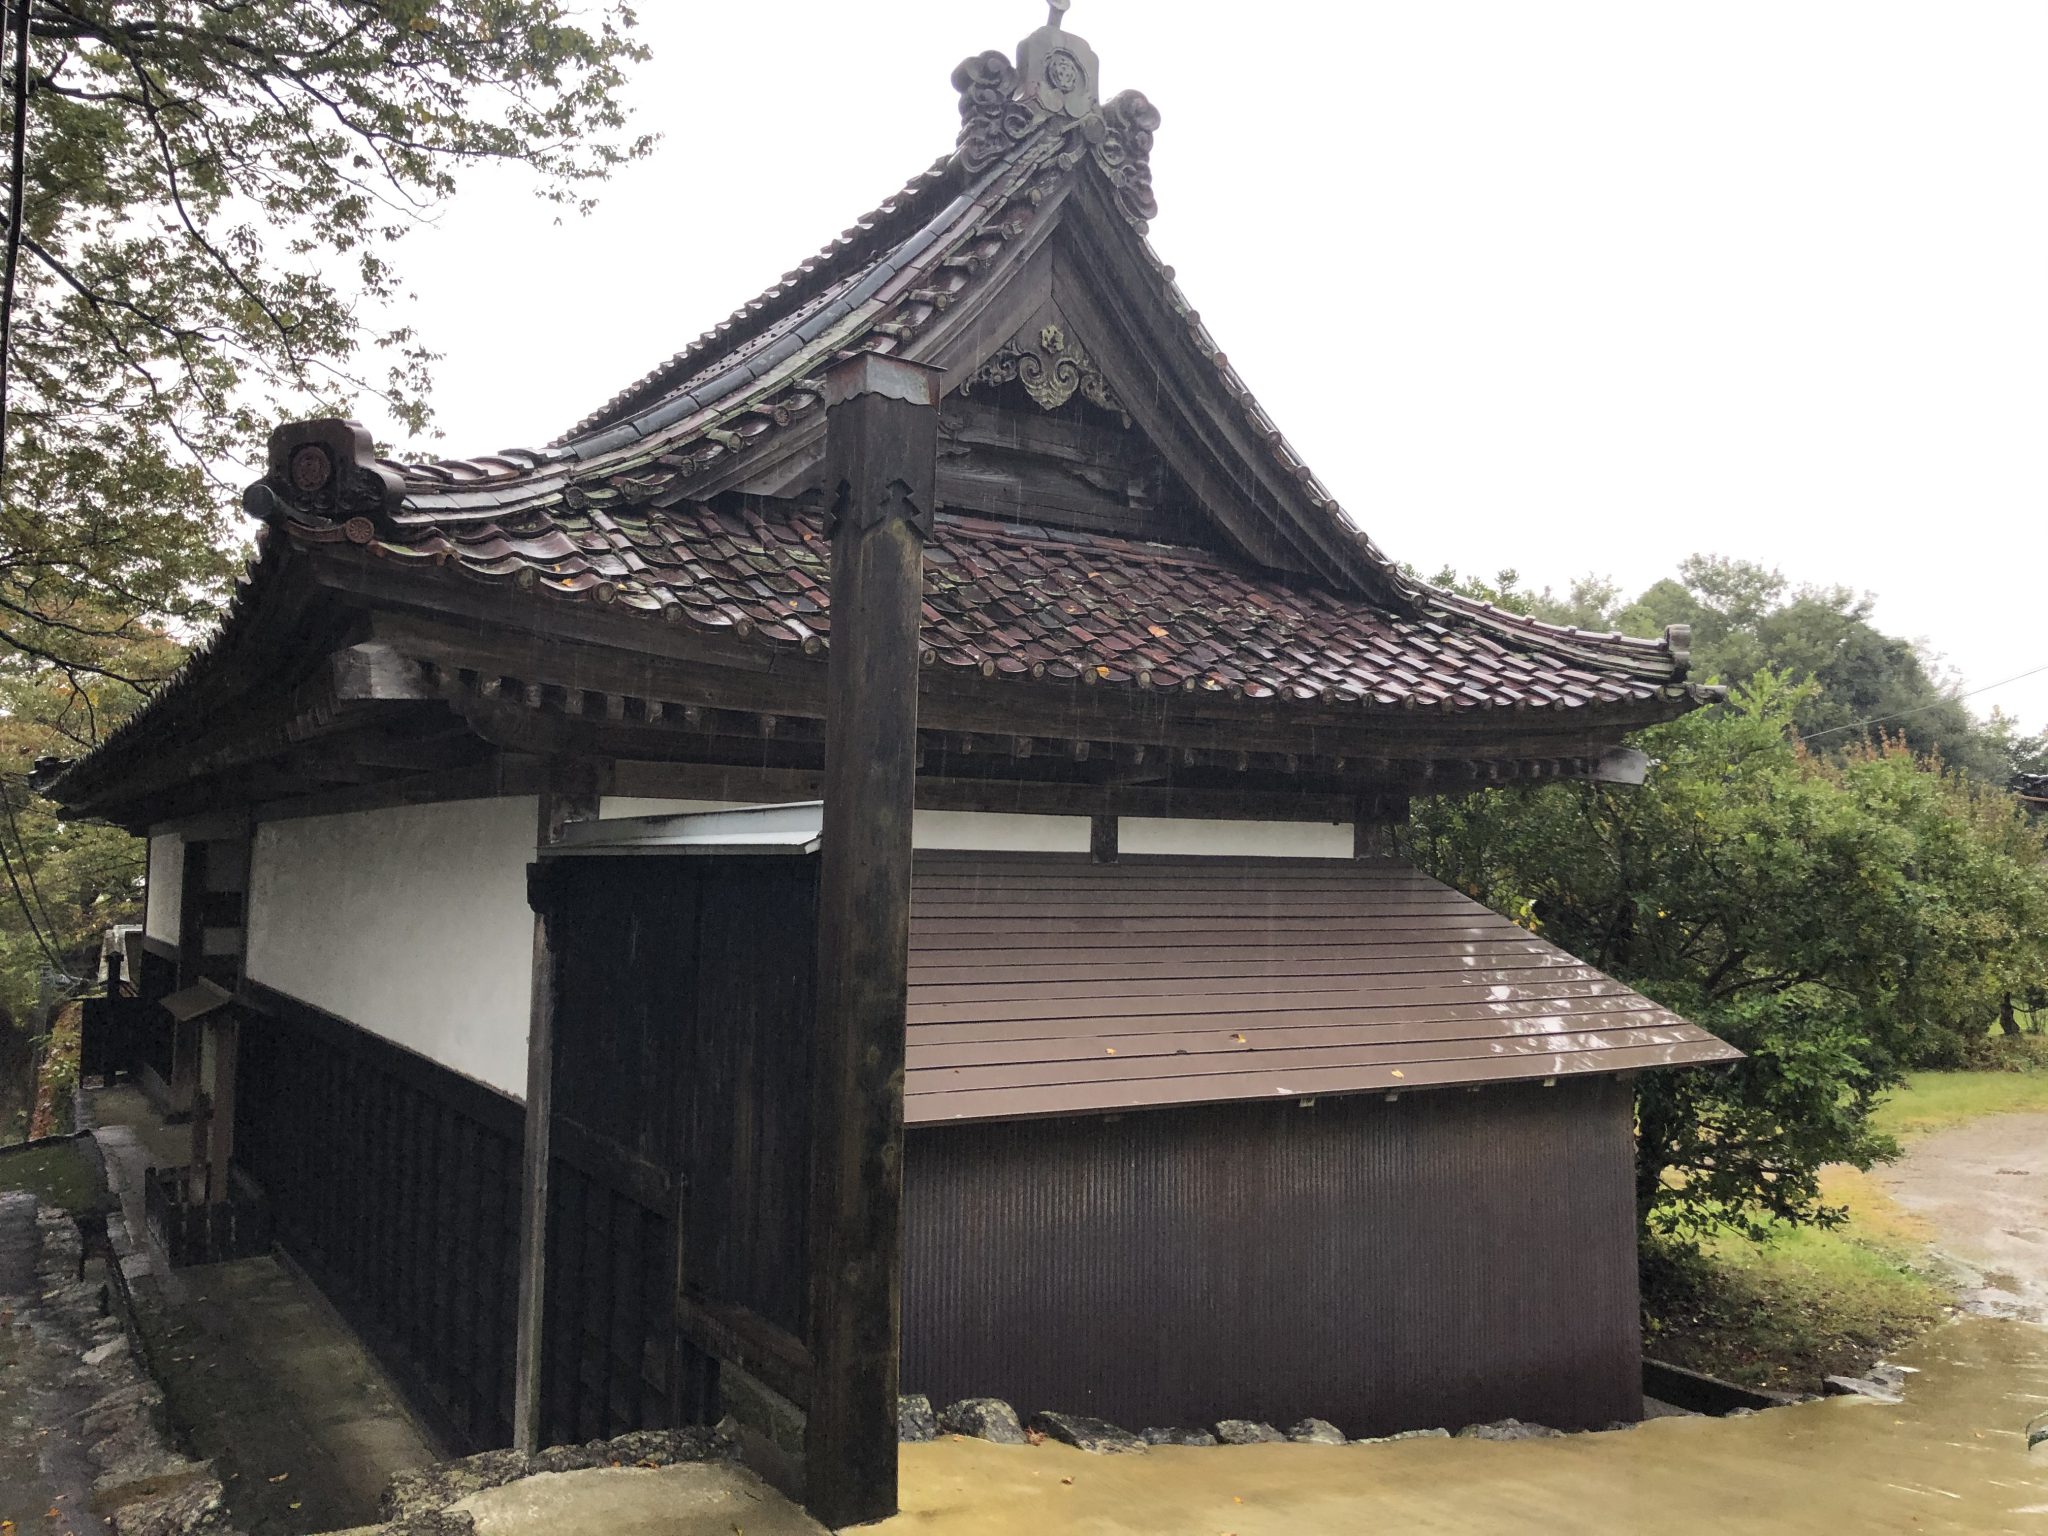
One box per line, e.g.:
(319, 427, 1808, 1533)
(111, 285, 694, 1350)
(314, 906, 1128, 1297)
(904, 853, 1739, 1126)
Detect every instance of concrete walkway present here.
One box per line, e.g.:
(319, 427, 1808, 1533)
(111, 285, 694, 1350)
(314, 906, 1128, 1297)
(83, 1084, 438, 1535)
(0, 1190, 109, 1536)
(455, 1463, 825, 1536)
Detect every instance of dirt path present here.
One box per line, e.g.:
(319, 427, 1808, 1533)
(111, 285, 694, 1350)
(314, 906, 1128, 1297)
(1879, 1110, 2048, 1322)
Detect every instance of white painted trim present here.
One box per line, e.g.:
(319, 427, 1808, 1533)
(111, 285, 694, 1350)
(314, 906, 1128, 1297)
(1117, 817, 1351, 859)
(599, 800, 1095, 854)
(911, 810, 1090, 853)
(597, 797, 749, 821)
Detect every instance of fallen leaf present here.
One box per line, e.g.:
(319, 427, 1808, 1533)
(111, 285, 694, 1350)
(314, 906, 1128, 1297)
(1390, 1069, 1405, 1079)
(268, 1473, 289, 1484)
(1060, 1476, 1073, 1485)
(288, 1503, 302, 1512)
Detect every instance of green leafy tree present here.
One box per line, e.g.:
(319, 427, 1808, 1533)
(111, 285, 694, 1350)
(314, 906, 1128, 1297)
(1409, 676, 2048, 1239)
(1610, 557, 2018, 780)
(0, 1, 652, 692)
(0, 3, 654, 1038)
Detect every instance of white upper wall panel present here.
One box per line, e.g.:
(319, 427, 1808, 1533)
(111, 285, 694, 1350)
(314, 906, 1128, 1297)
(245, 797, 538, 1098)
(144, 831, 183, 943)
(1118, 817, 1351, 859)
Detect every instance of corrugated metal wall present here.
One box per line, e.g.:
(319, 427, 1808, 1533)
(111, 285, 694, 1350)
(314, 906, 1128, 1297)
(902, 1077, 1642, 1436)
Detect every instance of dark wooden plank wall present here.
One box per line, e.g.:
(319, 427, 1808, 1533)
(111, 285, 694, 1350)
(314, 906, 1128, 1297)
(539, 1132, 677, 1446)
(682, 861, 818, 1339)
(235, 983, 525, 1452)
(537, 856, 818, 1447)
(901, 1076, 1643, 1437)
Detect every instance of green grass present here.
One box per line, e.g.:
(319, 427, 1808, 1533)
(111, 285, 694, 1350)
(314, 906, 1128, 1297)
(0, 1138, 111, 1215)
(1649, 1162, 1946, 1391)
(1873, 1061, 2048, 1142)
(1640, 1050, 2048, 1392)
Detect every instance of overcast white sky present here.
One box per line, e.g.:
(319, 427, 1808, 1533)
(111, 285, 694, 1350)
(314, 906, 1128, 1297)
(371, 1, 2048, 733)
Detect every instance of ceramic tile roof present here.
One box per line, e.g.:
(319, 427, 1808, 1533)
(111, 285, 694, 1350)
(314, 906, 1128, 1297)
(315, 43, 1416, 601)
(56, 24, 1711, 816)
(282, 497, 1689, 710)
(238, 26, 1699, 700)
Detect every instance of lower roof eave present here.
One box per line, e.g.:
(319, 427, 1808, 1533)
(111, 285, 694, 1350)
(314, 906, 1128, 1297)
(903, 1042, 1744, 1130)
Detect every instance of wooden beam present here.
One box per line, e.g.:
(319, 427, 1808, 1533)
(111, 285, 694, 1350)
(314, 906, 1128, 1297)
(1090, 814, 1118, 864)
(804, 354, 938, 1528)
(513, 759, 605, 1453)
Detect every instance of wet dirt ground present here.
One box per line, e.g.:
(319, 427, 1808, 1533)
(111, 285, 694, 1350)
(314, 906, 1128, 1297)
(885, 1318, 2048, 1535)
(1880, 1111, 2048, 1325)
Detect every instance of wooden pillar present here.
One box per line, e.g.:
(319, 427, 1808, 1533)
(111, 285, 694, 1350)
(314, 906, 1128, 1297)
(206, 1016, 239, 1204)
(513, 760, 604, 1453)
(1353, 793, 1408, 860)
(804, 353, 939, 1529)
(1090, 814, 1119, 864)
(170, 841, 210, 1116)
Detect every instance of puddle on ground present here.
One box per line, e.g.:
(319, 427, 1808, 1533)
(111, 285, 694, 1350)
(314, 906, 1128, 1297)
(889, 1317, 2048, 1535)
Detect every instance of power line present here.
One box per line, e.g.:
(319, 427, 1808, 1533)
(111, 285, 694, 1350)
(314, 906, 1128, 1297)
(0, 826, 59, 971)
(1800, 660, 2048, 745)
(0, 779, 58, 940)
(0, 0, 28, 499)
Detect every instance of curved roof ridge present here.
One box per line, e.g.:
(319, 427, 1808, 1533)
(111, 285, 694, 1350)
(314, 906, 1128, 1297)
(553, 154, 961, 445)
(1424, 587, 1690, 679)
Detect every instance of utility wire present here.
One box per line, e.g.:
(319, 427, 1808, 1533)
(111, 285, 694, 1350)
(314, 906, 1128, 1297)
(0, 827, 59, 971)
(0, 0, 27, 499)
(1800, 660, 2048, 744)
(0, 778, 58, 942)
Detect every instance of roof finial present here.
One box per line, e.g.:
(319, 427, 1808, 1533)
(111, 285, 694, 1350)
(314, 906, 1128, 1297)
(1048, 0, 1070, 27)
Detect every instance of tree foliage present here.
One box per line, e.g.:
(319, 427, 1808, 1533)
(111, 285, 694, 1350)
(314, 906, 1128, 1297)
(0, 3, 653, 1041)
(1, 1, 651, 692)
(1423, 556, 2040, 783)
(1409, 678, 2048, 1240)
(0, 622, 178, 1020)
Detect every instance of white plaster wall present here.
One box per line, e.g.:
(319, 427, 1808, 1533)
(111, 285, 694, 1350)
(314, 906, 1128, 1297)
(144, 832, 183, 942)
(245, 797, 538, 1097)
(1118, 817, 1352, 859)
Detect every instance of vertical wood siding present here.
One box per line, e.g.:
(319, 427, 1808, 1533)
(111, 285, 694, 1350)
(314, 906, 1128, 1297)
(902, 1078, 1643, 1436)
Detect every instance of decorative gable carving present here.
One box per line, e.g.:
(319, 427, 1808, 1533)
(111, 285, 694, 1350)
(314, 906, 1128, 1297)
(961, 324, 1129, 423)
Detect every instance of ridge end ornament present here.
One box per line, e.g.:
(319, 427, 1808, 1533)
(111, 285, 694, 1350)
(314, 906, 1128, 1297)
(949, 3, 1112, 183)
(245, 418, 404, 530)
(1092, 89, 1161, 228)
